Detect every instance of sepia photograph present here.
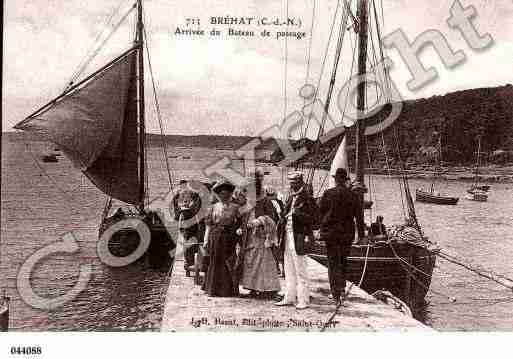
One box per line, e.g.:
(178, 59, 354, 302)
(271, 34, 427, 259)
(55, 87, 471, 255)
(1, 0, 513, 356)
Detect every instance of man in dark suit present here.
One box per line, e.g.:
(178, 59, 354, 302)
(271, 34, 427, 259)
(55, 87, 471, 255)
(265, 185, 285, 276)
(275, 171, 317, 309)
(318, 168, 365, 305)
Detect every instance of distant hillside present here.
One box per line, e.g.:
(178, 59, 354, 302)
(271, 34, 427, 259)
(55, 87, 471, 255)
(145, 133, 284, 151)
(274, 84, 513, 168)
(5, 84, 512, 167)
(2, 132, 286, 161)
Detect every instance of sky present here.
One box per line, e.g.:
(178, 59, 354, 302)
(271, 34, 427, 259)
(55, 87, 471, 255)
(3, 0, 513, 136)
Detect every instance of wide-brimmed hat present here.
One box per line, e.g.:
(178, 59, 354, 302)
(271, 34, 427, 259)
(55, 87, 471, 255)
(332, 168, 349, 180)
(287, 171, 304, 183)
(212, 180, 236, 194)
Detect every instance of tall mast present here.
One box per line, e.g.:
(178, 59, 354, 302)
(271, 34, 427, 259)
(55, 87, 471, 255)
(474, 135, 481, 184)
(355, 0, 369, 204)
(137, 0, 146, 210)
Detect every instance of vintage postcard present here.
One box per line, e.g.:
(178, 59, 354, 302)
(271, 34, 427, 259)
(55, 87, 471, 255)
(1, 0, 513, 356)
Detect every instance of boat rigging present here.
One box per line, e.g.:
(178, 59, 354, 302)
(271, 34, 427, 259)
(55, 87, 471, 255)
(14, 0, 176, 270)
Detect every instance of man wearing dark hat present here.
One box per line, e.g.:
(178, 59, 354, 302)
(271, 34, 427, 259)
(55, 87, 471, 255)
(172, 180, 204, 274)
(275, 171, 317, 309)
(318, 168, 365, 305)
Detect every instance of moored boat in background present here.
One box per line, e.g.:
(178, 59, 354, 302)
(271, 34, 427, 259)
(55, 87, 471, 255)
(468, 184, 490, 192)
(466, 136, 489, 202)
(416, 188, 459, 205)
(416, 130, 459, 205)
(41, 154, 59, 163)
(465, 190, 488, 202)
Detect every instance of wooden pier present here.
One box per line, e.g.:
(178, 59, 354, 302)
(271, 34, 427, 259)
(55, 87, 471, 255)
(161, 249, 433, 332)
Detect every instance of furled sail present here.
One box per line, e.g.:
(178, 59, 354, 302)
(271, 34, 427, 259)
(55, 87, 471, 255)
(328, 135, 348, 188)
(14, 49, 142, 205)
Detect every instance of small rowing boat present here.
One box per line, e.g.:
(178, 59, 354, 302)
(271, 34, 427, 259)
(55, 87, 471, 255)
(415, 188, 459, 205)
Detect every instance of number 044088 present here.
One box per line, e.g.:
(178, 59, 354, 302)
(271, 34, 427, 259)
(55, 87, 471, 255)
(10, 346, 42, 355)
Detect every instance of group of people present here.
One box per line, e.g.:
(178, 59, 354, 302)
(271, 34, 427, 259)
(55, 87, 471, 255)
(174, 166, 377, 309)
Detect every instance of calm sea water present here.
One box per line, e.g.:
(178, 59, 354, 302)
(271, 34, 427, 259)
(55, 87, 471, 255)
(1, 139, 513, 331)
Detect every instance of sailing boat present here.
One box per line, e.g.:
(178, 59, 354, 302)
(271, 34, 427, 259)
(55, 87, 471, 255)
(294, 0, 439, 315)
(466, 136, 489, 201)
(415, 130, 459, 205)
(13, 0, 175, 269)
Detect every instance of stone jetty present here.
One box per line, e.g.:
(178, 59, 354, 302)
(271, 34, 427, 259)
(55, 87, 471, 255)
(161, 250, 433, 332)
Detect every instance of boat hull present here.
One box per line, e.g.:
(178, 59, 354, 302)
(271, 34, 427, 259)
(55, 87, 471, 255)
(99, 210, 175, 270)
(469, 185, 490, 192)
(415, 189, 459, 205)
(42, 154, 59, 163)
(465, 192, 488, 202)
(307, 241, 437, 316)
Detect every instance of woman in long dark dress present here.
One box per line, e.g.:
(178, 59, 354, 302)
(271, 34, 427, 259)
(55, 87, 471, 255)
(201, 180, 242, 297)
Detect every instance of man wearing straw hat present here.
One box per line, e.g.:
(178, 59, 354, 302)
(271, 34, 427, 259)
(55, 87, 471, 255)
(318, 168, 365, 305)
(275, 171, 317, 309)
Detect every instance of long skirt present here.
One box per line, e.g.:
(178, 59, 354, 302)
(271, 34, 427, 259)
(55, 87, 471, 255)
(240, 234, 280, 292)
(202, 224, 239, 297)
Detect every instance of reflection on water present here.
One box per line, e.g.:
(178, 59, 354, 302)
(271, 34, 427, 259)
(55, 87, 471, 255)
(1, 140, 512, 330)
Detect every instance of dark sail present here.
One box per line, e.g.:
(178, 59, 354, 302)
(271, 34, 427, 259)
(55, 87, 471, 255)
(14, 49, 142, 205)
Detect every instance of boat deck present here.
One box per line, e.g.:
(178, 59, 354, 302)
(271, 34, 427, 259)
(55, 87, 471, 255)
(160, 250, 433, 332)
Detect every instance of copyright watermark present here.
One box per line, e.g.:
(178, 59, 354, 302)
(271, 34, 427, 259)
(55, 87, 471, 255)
(14, 0, 494, 311)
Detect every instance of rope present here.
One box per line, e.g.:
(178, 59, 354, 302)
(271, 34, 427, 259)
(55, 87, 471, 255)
(300, 0, 317, 141)
(66, 3, 136, 90)
(358, 244, 371, 287)
(316, 7, 349, 141)
(388, 242, 456, 303)
(304, 0, 316, 85)
(392, 126, 410, 214)
(297, 0, 342, 150)
(389, 242, 436, 279)
(311, 0, 342, 118)
(67, 0, 132, 88)
(316, 172, 330, 197)
(321, 240, 372, 332)
(436, 251, 513, 291)
(368, 0, 411, 221)
(143, 24, 175, 194)
(283, 0, 289, 123)
(372, 0, 392, 97)
(365, 140, 374, 222)
(307, 1, 348, 184)
(367, 6, 386, 101)
(390, 239, 513, 305)
(313, 142, 340, 197)
(381, 131, 407, 218)
(306, 20, 358, 189)
(320, 291, 345, 332)
(101, 197, 113, 222)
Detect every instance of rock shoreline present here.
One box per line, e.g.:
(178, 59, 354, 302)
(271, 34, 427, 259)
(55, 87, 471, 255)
(363, 165, 513, 183)
(259, 160, 513, 183)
